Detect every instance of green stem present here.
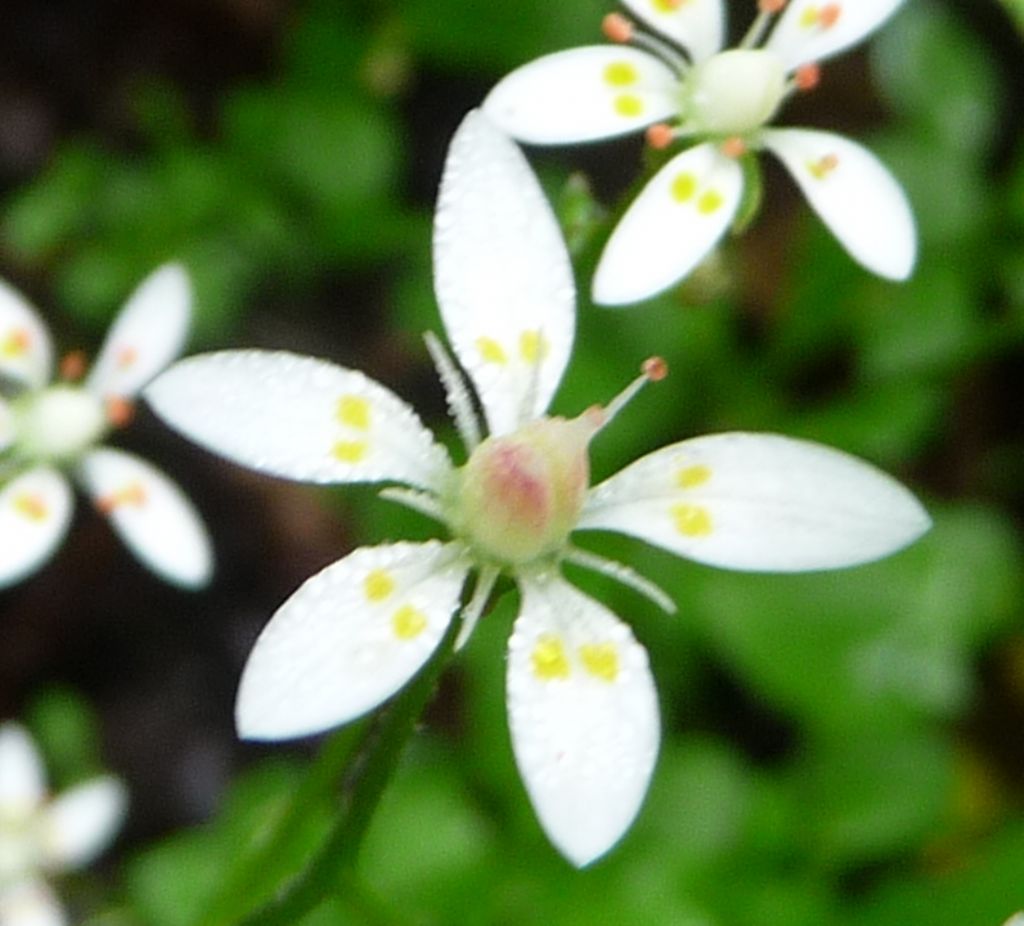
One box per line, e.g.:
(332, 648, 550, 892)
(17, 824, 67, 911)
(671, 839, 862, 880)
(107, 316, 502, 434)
(235, 613, 463, 926)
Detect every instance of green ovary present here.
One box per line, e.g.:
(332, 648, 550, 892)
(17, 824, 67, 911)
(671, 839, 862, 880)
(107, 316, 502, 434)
(682, 49, 787, 136)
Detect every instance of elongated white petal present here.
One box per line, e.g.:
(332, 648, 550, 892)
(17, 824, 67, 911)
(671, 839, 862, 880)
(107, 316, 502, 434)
(0, 468, 73, 588)
(593, 142, 743, 305)
(762, 128, 916, 281)
(621, 0, 725, 63)
(0, 879, 66, 926)
(765, 0, 906, 71)
(39, 776, 127, 871)
(145, 351, 452, 492)
(77, 448, 212, 589)
(237, 541, 470, 740)
(507, 575, 659, 867)
(483, 47, 678, 145)
(0, 723, 46, 817)
(0, 280, 52, 390)
(579, 432, 930, 571)
(434, 110, 575, 435)
(85, 264, 191, 401)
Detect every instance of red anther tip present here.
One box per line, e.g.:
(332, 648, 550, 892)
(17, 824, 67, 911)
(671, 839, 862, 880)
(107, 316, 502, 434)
(645, 123, 674, 150)
(59, 350, 88, 381)
(795, 63, 821, 91)
(758, 0, 787, 12)
(819, 3, 841, 28)
(643, 357, 668, 382)
(602, 13, 634, 44)
(105, 397, 135, 429)
(721, 136, 747, 159)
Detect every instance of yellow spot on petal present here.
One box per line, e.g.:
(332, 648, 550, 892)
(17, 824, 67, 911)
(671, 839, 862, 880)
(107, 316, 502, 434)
(580, 643, 620, 683)
(603, 61, 638, 87)
(614, 94, 644, 118)
(1, 328, 31, 358)
(519, 330, 548, 365)
(800, 5, 819, 27)
(13, 493, 47, 522)
(363, 568, 395, 602)
(671, 172, 698, 203)
(392, 604, 428, 640)
(671, 503, 713, 537)
(676, 464, 711, 489)
(96, 482, 147, 514)
(531, 635, 571, 681)
(337, 395, 371, 431)
(807, 153, 840, 180)
(653, 0, 687, 10)
(116, 346, 138, 370)
(476, 336, 508, 365)
(333, 440, 368, 463)
(697, 190, 725, 214)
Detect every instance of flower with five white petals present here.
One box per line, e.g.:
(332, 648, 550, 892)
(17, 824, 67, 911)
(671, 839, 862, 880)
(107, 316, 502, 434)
(0, 723, 126, 926)
(484, 0, 916, 305)
(145, 111, 929, 866)
(0, 265, 213, 589)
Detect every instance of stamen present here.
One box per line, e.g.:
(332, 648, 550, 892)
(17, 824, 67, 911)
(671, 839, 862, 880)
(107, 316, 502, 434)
(59, 350, 88, 382)
(424, 330, 482, 454)
(793, 63, 821, 91)
(379, 486, 447, 525)
(602, 11, 689, 74)
(742, 0, 788, 49)
(645, 123, 676, 150)
(602, 13, 634, 44)
(596, 356, 668, 432)
(105, 397, 135, 428)
(454, 565, 500, 651)
(759, 0, 787, 12)
(565, 546, 677, 614)
(721, 136, 748, 159)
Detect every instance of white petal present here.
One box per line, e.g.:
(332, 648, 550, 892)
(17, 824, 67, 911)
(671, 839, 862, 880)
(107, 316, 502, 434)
(621, 0, 726, 63)
(593, 142, 744, 305)
(483, 47, 678, 145)
(0, 723, 46, 817)
(0, 279, 52, 390)
(579, 432, 930, 571)
(144, 351, 452, 492)
(85, 264, 191, 401)
(38, 776, 127, 871)
(236, 541, 470, 740)
(0, 879, 66, 926)
(762, 128, 916, 281)
(434, 110, 575, 436)
(507, 575, 659, 867)
(765, 0, 907, 71)
(77, 448, 213, 589)
(0, 468, 73, 588)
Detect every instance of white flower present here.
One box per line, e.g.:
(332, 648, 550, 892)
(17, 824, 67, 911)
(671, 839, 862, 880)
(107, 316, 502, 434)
(0, 722, 126, 926)
(0, 265, 213, 589)
(145, 111, 929, 866)
(483, 0, 916, 305)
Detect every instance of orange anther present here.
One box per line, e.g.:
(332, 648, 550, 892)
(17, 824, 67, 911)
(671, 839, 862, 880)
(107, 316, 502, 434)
(59, 350, 88, 381)
(105, 397, 135, 428)
(819, 3, 841, 28)
(602, 13, 634, 44)
(643, 356, 668, 382)
(645, 123, 675, 150)
(758, 0, 787, 12)
(794, 63, 821, 91)
(721, 136, 747, 158)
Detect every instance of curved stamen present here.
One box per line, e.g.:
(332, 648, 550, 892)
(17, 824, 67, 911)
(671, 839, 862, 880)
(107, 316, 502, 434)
(741, 0, 789, 49)
(602, 12, 690, 75)
(564, 545, 677, 614)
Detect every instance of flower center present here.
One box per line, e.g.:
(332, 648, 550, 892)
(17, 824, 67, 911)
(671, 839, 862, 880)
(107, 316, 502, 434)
(15, 384, 107, 462)
(452, 416, 595, 566)
(682, 48, 787, 136)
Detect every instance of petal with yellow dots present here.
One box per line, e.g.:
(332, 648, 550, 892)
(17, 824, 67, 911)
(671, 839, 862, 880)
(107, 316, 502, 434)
(39, 775, 127, 870)
(86, 263, 192, 401)
(0, 278, 52, 389)
(578, 432, 930, 571)
(762, 128, 916, 281)
(621, 0, 726, 63)
(592, 142, 743, 306)
(0, 878, 66, 926)
(144, 350, 452, 492)
(434, 111, 576, 435)
(77, 447, 213, 589)
(483, 47, 677, 145)
(0, 722, 46, 817)
(0, 467, 73, 588)
(507, 575, 658, 867)
(236, 541, 470, 740)
(765, 0, 907, 71)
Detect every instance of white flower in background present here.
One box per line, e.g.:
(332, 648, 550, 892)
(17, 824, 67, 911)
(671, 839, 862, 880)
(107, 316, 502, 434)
(145, 110, 929, 866)
(0, 723, 126, 926)
(484, 0, 916, 305)
(0, 265, 212, 589)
